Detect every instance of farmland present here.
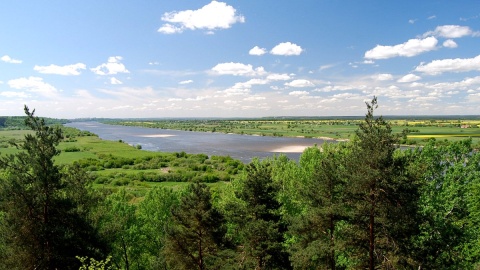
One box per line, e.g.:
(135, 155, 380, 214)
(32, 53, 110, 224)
(105, 116, 480, 146)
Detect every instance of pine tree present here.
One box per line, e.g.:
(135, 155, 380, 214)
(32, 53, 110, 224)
(235, 158, 291, 269)
(346, 97, 420, 269)
(163, 182, 229, 270)
(0, 106, 105, 269)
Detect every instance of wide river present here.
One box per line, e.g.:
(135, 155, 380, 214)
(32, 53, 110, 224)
(65, 122, 330, 162)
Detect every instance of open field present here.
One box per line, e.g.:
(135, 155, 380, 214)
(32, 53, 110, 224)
(106, 116, 480, 146)
(0, 127, 243, 198)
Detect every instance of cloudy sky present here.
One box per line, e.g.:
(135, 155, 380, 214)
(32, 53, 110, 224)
(1, 1, 480, 118)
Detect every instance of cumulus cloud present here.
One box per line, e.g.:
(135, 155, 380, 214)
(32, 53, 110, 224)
(398, 74, 421, 83)
(443, 39, 458, 48)
(34, 63, 86, 75)
(270, 42, 303, 56)
(364, 36, 438, 59)
(91, 56, 129, 75)
(1, 55, 22, 64)
(8, 77, 58, 97)
(249, 46, 267, 56)
(423, 25, 479, 38)
(373, 73, 393, 81)
(211, 62, 265, 76)
(158, 1, 245, 34)
(266, 73, 291, 81)
(179, 80, 193, 84)
(415, 54, 480, 75)
(289, 90, 309, 96)
(285, 79, 315, 87)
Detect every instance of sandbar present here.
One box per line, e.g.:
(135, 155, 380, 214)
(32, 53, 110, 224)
(270, 145, 313, 153)
(137, 134, 176, 138)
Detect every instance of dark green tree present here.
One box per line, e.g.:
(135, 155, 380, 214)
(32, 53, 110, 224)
(163, 182, 230, 270)
(0, 106, 105, 269)
(235, 158, 291, 270)
(346, 97, 420, 269)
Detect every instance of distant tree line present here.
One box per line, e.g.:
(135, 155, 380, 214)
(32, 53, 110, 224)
(1, 99, 480, 269)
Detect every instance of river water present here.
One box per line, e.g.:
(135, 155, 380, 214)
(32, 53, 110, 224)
(65, 122, 330, 162)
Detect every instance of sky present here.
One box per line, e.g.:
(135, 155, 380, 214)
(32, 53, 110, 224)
(1, 1, 480, 119)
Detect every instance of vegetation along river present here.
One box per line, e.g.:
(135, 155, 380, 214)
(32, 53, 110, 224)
(65, 122, 330, 162)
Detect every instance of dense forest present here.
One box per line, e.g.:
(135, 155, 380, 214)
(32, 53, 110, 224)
(1, 99, 480, 269)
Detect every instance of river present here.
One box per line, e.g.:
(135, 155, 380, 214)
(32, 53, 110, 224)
(65, 122, 330, 162)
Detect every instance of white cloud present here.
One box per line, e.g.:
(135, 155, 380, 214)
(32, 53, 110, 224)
(443, 39, 458, 48)
(0, 91, 30, 98)
(158, 23, 184, 34)
(158, 1, 245, 34)
(415, 54, 480, 75)
(423, 25, 478, 38)
(249, 46, 267, 56)
(289, 90, 309, 96)
(373, 73, 393, 81)
(270, 42, 303, 56)
(266, 73, 291, 81)
(8, 77, 58, 97)
(1, 55, 22, 64)
(34, 63, 86, 75)
(179, 80, 193, 84)
(211, 62, 265, 76)
(110, 77, 123, 85)
(285, 79, 315, 87)
(91, 56, 129, 75)
(398, 74, 421, 83)
(364, 36, 438, 59)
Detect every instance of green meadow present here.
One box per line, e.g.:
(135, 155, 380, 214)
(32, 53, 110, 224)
(108, 117, 480, 146)
(0, 127, 243, 198)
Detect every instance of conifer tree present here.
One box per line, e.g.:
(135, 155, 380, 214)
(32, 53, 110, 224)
(163, 182, 229, 270)
(0, 106, 104, 269)
(235, 158, 291, 269)
(346, 97, 420, 269)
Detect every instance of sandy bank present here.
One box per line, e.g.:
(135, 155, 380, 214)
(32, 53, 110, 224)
(270, 145, 315, 153)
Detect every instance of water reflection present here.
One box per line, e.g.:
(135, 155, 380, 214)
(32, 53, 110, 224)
(65, 122, 330, 162)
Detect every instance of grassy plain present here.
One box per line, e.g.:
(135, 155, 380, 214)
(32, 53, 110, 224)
(107, 117, 480, 146)
(0, 127, 242, 199)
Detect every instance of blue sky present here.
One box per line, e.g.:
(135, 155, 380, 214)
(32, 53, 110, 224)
(1, 1, 480, 118)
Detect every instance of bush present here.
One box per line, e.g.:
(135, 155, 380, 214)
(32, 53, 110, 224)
(64, 146, 81, 152)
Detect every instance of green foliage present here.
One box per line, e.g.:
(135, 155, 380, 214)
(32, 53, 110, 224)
(77, 256, 113, 270)
(0, 106, 105, 269)
(163, 182, 231, 270)
(410, 138, 480, 269)
(137, 187, 179, 268)
(233, 158, 292, 269)
(288, 143, 351, 269)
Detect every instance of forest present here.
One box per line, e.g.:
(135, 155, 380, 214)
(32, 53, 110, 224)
(0, 98, 480, 269)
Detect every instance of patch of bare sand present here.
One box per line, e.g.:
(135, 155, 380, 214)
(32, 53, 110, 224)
(270, 145, 312, 153)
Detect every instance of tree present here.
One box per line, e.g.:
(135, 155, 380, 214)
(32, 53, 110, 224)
(163, 182, 230, 270)
(137, 187, 179, 268)
(346, 97, 420, 269)
(96, 189, 141, 270)
(0, 106, 105, 269)
(410, 138, 480, 269)
(235, 158, 291, 270)
(288, 143, 350, 269)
